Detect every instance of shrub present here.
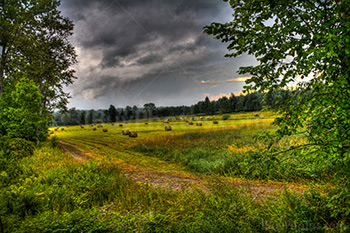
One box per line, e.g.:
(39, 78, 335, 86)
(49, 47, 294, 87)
(222, 115, 230, 120)
(4, 138, 35, 160)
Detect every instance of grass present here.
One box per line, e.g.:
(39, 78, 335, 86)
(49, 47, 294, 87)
(1, 111, 349, 232)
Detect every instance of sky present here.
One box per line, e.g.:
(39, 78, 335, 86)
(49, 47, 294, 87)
(59, 0, 257, 110)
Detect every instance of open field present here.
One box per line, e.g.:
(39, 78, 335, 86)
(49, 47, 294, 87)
(2, 112, 348, 232)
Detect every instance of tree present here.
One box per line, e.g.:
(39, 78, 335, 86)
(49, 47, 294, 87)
(67, 108, 79, 125)
(103, 109, 109, 123)
(219, 96, 231, 113)
(0, 77, 50, 142)
(132, 105, 138, 119)
(80, 111, 86, 125)
(205, 0, 350, 161)
(229, 93, 237, 112)
(203, 96, 211, 114)
(87, 110, 94, 124)
(125, 106, 132, 120)
(144, 103, 156, 118)
(0, 0, 77, 112)
(108, 105, 117, 122)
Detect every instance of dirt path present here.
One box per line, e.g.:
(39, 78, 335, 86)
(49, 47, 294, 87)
(59, 140, 307, 199)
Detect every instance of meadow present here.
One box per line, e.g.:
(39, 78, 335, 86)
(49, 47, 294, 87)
(1, 112, 348, 232)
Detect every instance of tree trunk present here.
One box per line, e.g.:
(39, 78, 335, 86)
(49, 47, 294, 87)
(0, 45, 7, 96)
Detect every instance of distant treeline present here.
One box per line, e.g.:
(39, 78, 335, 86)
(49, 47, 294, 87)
(52, 90, 292, 126)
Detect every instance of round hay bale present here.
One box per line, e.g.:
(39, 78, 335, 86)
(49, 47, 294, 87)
(103, 128, 108, 132)
(188, 122, 194, 125)
(165, 126, 172, 131)
(119, 124, 123, 127)
(54, 128, 58, 131)
(61, 128, 65, 131)
(50, 131, 54, 134)
(122, 130, 130, 135)
(129, 131, 138, 137)
(196, 122, 202, 126)
(92, 127, 97, 131)
(163, 121, 169, 124)
(213, 120, 219, 124)
(145, 122, 148, 125)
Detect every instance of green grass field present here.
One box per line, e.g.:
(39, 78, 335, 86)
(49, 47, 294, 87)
(1, 111, 348, 232)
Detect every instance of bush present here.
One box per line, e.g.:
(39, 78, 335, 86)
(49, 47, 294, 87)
(221, 115, 230, 120)
(49, 135, 59, 148)
(4, 138, 35, 160)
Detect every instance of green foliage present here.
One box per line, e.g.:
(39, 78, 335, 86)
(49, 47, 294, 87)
(0, 78, 50, 142)
(0, 137, 34, 188)
(221, 114, 230, 120)
(0, 0, 77, 111)
(205, 0, 350, 164)
(2, 117, 349, 232)
(3, 138, 35, 160)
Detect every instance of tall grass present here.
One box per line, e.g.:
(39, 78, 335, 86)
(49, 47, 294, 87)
(1, 112, 349, 232)
(1, 144, 347, 232)
(132, 125, 336, 183)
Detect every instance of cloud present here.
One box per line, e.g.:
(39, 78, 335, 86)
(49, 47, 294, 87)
(59, 0, 255, 109)
(208, 91, 244, 101)
(200, 76, 251, 85)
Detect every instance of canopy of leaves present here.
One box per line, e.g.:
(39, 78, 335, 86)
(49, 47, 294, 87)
(0, 0, 77, 111)
(205, 0, 350, 161)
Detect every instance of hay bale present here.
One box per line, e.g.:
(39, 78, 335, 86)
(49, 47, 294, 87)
(119, 124, 123, 127)
(163, 121, 169, 124)
(196, 122, 202, 126)
(50, 131, 54, 134)
(111, 123, 114, 126)
(188, 122, 194, 125)
(54, 128, 58, 131)
(61, 128, 65, 131)
(80, 126, 84, 129)
(92, 127, 97, 131)
(165, 126, 172, 131)
(122, 130, 130, 135)
(145, 122, 148, 125)
(129, 131, 138, 137)
(213, 120, 219, 124)
(103, 128, 108, 132)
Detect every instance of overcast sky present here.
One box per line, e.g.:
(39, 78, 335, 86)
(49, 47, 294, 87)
(59, 0, 256, 109)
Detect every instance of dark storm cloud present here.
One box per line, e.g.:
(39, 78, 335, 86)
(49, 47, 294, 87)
(60, 0, 249, 109)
